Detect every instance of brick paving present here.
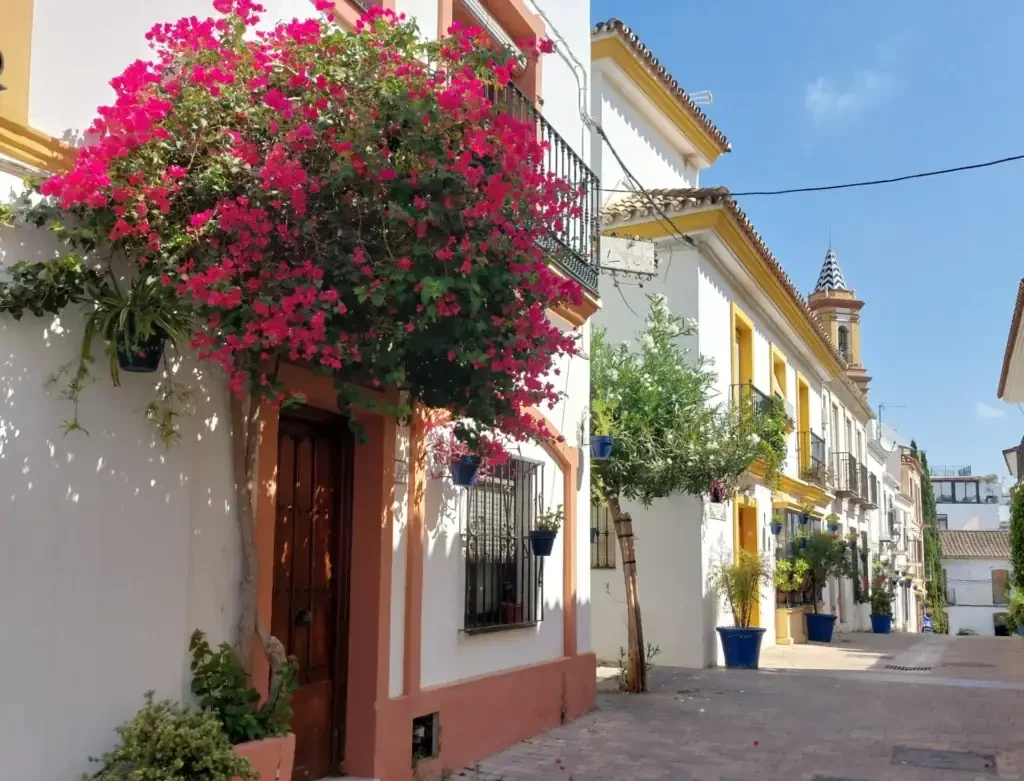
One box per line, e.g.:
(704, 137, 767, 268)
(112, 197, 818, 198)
(460, 635, 1024, 781)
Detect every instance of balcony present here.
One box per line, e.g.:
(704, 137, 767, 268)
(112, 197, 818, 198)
(863, 473, 879, 509)
(498, 83, 601, 293)
(798, 430, 828, 488)
(731, 382, 775, 421)
(833, 452, 862, 499)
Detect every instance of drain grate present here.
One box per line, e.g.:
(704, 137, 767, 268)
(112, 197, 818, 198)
(884, 664, 932, 672)
(892, 746, 996, 774)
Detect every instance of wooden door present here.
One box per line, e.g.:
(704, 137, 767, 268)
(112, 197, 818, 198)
(272, 410, 353, 780)
(738, 506, 760, 627)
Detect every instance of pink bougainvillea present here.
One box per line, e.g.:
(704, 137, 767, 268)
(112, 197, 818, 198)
(32, 0, 587, 451)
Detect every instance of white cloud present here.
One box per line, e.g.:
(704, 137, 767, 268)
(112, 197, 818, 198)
(976, 402, 1008, 420)
(805, 71, 896, 122)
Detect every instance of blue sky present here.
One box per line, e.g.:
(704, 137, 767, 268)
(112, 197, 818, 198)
(591, 0, 1024, 476)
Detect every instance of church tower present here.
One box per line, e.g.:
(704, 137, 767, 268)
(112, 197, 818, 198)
(807, 247, 871, 394)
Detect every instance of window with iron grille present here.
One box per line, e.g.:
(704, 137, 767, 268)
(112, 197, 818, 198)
(463, 457, 545, 632)
(591, 504, 616, 569)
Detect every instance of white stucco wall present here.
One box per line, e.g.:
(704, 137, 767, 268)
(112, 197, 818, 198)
(935, 501, 1005, 531)
(944, 557, 1010, 636)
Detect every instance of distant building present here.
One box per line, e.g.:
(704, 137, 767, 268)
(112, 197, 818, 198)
(939, 531, 1013, 636)
(929, 466, 1005, 531)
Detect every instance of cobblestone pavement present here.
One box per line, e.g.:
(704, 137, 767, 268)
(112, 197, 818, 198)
(462, 635, 1024, 781)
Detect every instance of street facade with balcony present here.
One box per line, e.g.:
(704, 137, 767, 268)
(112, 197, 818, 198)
(588, 19, 878, 662)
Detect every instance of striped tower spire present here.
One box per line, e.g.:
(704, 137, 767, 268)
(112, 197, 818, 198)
(813, 247, 848, 293)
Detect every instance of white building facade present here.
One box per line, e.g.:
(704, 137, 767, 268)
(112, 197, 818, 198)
(0, 2, 600, 780)
(588, 20, 879, 668)
(939, 531, 1013, 636)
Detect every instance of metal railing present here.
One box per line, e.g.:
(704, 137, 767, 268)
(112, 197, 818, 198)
(464, 457, 545, 632)
(833, 452, 860, 497)
(497, 83, 601, 292)
(930, 465, 972, 477)
(798, 430, 828, 487)
(731, 382, 775, 420)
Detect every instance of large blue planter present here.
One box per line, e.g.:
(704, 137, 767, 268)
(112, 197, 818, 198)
(450, 456, 481, 487)
(716, 627, 766, 669)
(590, 435, 613, 460)
(870, 614, 893, 634)
(806, 612, 837, 643)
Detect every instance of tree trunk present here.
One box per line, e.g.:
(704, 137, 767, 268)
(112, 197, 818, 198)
(230, 391, 286, 679)
(609, 497, 647, 693)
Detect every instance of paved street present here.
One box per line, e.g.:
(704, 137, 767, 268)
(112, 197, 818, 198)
(462, 634, 1024, 781)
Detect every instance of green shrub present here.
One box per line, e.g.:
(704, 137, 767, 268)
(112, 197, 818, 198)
(869, 579, 892, 617)
(710, 549, 773, 628)
(956, 628, 978, 636)
(82, 692, 254, 781)
(189, 630, 298, 744)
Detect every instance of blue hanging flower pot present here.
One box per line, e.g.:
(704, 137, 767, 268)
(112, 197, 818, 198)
(827, 522, 839, 534)
(800, 537, 809, 549)
(770, 521, 783, 535)
(590, 435, 613, 460)
(800, 514, 810, 525)
(450, 455, 481, 487)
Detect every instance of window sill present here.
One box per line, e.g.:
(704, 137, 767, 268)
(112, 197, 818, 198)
(462, 621, 539, 636)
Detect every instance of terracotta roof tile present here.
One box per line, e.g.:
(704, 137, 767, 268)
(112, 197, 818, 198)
(939, 530, 1010, 559)
(591, 19, 731, 155)
(601, 186, 873, 416)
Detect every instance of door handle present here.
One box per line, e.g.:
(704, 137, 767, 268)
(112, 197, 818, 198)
(295, 608, 312, 627)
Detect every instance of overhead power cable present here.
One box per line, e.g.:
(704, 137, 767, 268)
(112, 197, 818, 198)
(598, 153, 1024, 197)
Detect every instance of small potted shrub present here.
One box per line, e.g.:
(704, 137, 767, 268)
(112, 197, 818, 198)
(711, 549, 773, 668)
(774, 557, 809, 606)
(530, 504, 563, 556)
(770, 512, 783, 536)
(590, 399, 615, 460)
(798, 532, 847, 643)
(799, 504, 813, 525)
(81, 691, 255, 781)
(825, 512, 840, 534)
(190, 630, 298, 781)
(794, 530, 810, 550)
(869, 577, 893, 634)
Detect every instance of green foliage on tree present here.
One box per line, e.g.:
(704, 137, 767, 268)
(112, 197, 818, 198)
(918, 449, 947, 633)
(589, 294, 790, 692)
(1010, 487, 1024, 594)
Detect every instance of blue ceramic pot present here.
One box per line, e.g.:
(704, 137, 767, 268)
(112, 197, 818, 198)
(806, 612, 837, 643)
(450, 455, 481, 486)
(770, 521, 783, 535)
(590, 435, 613, 460)
(870, 614, 893, 634)
(717, 627, 767, 669)
(530, 529, 557, 556)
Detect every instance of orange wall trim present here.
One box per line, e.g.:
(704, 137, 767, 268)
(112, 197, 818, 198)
(378, 653, 597, 781)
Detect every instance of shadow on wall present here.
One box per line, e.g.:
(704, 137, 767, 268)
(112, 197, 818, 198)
(0, 302, 240, 780)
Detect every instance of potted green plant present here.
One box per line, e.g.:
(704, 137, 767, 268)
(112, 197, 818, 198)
(794, 529, 810, 550)
(189, 630, 298, 781)
(797, 532, 848, 642)
(770, 512, 783, 536)
(531, 504, 563, 556)
(825, 512, 840, 534)
(774, 557, 810, 604)
(710, 549, 773, 668)
(869, 577, 893, 634)
(81, 692, 255, 781)
(590, 398, 616, 460)
(800, 503, 813, 525)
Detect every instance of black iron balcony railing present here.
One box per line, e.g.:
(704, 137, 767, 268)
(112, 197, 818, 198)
(864, 473, 879, 508)
(497, 83, 601, 293)
(833, 452, 860, 497)
(798, 430, 828, 488)
(731, 383, 774, 421)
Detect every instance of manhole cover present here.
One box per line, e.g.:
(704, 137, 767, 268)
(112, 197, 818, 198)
(892, 746, 996, 774)
(942, 662, 996, 668)
(885, 664, 932, 672)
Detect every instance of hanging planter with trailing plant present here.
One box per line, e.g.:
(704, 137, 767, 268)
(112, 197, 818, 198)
(770, 512, 783, 536)
(825, 512, 840, 534)
(530, 505, 563, 557)
(450, 455, 481, 487)
(590, 435, 613, 460)
(117, 320, 167, 373)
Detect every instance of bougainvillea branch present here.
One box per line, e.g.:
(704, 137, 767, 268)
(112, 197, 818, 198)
(4, 0, 584, 453)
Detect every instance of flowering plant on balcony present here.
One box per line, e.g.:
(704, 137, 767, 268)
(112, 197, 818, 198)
(0, 0, 581, 455)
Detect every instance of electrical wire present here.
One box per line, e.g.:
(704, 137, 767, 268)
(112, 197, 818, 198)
(598, 153, 1024, 197)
